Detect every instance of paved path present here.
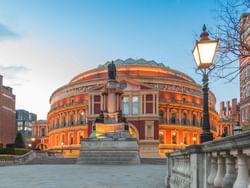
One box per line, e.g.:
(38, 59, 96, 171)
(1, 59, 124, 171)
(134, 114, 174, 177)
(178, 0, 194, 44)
(0, 164, 166, 188)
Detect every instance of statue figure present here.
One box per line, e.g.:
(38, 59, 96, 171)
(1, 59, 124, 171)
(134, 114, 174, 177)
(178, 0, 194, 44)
(108, 61, 116, 80)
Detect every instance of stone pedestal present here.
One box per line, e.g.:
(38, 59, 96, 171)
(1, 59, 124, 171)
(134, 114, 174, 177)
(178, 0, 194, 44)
(77, 140, 140, 165)
(139, 140, 160, 158)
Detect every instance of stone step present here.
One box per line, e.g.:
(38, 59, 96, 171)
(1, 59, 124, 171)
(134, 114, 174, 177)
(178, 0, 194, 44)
(77, 157, 138, 161)
(79, 153, 138, 157)
(140, 158, 166, 165)
(26, 158, 77, 165)
(77, 140, 140, 165)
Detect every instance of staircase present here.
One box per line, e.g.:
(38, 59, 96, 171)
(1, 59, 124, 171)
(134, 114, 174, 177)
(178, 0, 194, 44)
(77, 140, 140, 165)
(27, 157, 76, 165)
(140, 158, 166, 165)
(25, 151, 77, 165)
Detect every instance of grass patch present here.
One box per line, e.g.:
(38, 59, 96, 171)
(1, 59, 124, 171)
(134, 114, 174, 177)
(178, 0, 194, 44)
(0, 155, 15, 159)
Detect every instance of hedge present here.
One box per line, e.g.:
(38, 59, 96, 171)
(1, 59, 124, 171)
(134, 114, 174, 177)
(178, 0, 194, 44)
(0, 148, 29, 155)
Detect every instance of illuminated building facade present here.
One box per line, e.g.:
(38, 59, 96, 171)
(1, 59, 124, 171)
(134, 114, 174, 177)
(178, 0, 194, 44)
(31, 120, 48, 150)
(47, 59, 219, 157)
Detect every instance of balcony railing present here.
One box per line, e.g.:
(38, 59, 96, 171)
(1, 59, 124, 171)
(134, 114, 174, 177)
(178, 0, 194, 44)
(50, 101, 88, 112)
(165, 130, 250, 188)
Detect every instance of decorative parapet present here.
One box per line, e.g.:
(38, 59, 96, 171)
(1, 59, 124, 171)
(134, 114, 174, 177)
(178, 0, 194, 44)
(165, 130, 250, 188)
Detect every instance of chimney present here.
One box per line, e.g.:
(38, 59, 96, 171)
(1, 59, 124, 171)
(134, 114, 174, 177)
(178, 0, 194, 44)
(231, 98, 237, 115)
(226, 101, 230, 117)
(220, 101, 225, 118)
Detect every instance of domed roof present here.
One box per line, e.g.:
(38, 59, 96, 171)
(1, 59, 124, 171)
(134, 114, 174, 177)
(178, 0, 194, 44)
(70, 58, 195, 84)
(98, 58, 166, 68)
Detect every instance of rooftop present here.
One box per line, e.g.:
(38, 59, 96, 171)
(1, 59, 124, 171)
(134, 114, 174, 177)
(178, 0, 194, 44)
(98, 58, 167, 68)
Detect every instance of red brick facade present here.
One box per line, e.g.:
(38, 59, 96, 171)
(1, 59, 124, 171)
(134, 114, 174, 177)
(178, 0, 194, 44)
(240, 14, 250, 124)
(0, 75, 16, 147)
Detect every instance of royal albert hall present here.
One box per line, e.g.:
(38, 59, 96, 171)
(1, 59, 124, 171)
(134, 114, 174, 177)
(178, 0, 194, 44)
(47, 59, 219, 157)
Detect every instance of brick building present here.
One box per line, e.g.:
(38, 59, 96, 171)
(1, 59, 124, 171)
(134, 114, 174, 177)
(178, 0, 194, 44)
(0, 75, 16, 147)
(240, 13, 250, 124)
(46, 59, 220, 157)
(218, 98, 240, 136)
(31, 120, 48, 150)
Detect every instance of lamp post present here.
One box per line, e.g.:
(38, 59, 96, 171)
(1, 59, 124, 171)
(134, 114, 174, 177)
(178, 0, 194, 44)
(192, 24, 219, 143)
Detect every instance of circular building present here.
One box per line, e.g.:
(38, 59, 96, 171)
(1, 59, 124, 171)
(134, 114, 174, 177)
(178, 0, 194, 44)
(47, 58, 219, 157)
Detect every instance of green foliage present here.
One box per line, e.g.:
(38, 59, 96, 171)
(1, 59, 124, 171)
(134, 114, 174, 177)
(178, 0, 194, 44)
(15, 132, 25, 148)
(0, 148, 29, 155)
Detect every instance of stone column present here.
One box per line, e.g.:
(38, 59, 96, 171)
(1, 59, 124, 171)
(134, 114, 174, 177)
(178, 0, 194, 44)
(101, 95, 103, 111)
(139, 94, 142, 115)
(207, 155, 217, 185)
(152, 94, 155, 114)
(233, 153, 250, 188)
(88, 95, 92, 115)
(214, 155, 225, 187)
(156, 93, 159, 115)
(222, 154, 236, 188)
(166, 108, 170, 124)
(143, 94, 146, 115)
(116, 94, 120, 112)
(111, 94, 115, 113)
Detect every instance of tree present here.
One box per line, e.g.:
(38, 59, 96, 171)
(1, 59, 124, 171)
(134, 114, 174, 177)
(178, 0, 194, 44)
(15, 132, 25, 148)
(212, 0, 250, 81)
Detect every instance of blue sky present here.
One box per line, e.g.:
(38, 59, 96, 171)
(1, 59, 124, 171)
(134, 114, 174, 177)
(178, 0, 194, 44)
(0, 0, 239, 119)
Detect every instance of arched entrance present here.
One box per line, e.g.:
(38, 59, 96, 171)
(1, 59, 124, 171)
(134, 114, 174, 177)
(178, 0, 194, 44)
(36, 143, 48, 151)
(128, 123, 139, 140)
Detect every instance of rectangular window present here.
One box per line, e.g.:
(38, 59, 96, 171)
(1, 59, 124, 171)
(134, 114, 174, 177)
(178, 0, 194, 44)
(41, 128, 46, 137)
(122, 96, 129, 115)
(171, 132, 177, 144)
(183, 132, 188, 145)
(159, 131, 164, 144)
(132, 96, 139, 114)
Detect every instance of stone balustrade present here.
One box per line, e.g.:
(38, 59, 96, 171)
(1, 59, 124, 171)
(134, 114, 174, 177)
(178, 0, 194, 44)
(0, 150, 36, 166)
(165, 130, 250, 188)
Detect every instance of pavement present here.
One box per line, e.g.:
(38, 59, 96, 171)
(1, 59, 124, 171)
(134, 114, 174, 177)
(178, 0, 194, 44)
(0, 164, 166, 188)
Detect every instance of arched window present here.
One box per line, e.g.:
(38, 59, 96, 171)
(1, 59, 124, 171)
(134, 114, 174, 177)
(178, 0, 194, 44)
(171, 131, 177, 144)
(171, 112, 177, 124)
(80, 112, 85, 125)
(182, 113, 187, 125)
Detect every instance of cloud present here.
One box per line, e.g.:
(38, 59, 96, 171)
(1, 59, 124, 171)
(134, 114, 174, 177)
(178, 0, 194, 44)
(0, 65, 30, 86)
(0, 23, 19, 39)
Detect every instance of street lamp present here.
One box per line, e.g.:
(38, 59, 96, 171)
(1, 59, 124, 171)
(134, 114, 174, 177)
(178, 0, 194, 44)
(192, 136, 197, 144)
(192, 24, 219, 143)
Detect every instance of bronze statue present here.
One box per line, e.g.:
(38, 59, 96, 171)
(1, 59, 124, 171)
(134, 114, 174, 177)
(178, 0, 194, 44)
(108, 61, 116, 80)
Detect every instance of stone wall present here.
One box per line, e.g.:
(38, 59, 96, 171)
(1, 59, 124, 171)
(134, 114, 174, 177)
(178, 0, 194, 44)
(165, 130, 250, 188)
